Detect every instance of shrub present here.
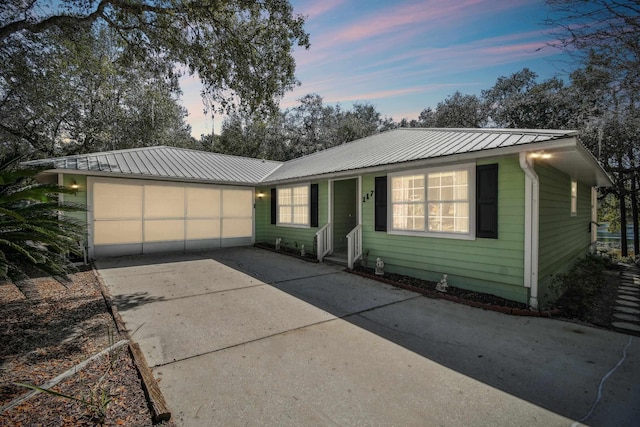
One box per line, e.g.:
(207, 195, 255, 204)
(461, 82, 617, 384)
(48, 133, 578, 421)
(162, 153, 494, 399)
(552, 254, 611, 317)
(0, 155, 86, 280)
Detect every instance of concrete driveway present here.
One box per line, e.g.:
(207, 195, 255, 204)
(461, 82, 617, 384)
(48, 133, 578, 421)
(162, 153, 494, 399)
(96, 247, 640, 427)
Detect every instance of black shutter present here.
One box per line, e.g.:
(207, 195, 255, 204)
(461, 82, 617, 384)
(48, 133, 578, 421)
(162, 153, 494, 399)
(270, 188, 276, 225)
(310, 183, 319, 227)
(374, 176, 387, 232)
(476, 164, 498, 238)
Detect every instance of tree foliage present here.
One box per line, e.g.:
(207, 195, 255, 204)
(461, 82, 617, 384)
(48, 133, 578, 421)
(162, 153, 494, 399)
(0, 0, 309, 117)
(430, 91, 486, 128)
(0, 156, 85, 280)
(1, 25, 193, 157)
(212, 94, 395, 161)
(546, 0, 640, 92)
(482, 68, 575, 129)
(545, 0, 640, 255)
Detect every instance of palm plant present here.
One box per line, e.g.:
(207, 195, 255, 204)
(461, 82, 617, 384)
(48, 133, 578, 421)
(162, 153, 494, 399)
(0, 155, 85, 280)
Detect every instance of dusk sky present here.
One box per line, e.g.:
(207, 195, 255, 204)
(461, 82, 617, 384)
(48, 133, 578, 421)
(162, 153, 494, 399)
(181, 0, 573, 137)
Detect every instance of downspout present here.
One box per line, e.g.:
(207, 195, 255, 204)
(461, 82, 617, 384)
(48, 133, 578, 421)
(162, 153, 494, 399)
(519, 152, 539, 310)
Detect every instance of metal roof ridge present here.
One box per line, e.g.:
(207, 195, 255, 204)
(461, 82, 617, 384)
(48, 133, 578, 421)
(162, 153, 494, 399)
(404, 127, 578, 135)
(258, 162, 286, 183)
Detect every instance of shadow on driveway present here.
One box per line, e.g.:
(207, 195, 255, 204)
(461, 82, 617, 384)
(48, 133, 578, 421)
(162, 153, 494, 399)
(97, 246, 640, 426)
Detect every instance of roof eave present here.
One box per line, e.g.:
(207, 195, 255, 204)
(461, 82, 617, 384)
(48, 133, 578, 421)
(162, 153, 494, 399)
(36, 169, 262, 187)
(259, 137, 599, 185)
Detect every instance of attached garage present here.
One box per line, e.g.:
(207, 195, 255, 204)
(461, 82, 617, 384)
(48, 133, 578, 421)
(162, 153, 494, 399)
(90, 177, 254, 257)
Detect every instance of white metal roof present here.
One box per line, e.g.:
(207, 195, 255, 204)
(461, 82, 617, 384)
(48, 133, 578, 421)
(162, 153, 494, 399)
(25, 146, 283, 185)
(263, 128, 578, 181)
(28, 128, 612, 187)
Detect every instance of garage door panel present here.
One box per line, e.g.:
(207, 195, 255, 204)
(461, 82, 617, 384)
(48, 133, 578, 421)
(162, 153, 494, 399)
(186, 239, 221, 251)
(143, 241, 185, 254)
(91, 179, 253, 257)
(222, 189, 252, 217)
(145, 185, 185, 218)
(221, 218, 252, 238)
(94, 183, 142, 219)
(187, 188, 220, 218)
(94, 220, 142, 245)
(144, 219, 185, 242)
(186, 219, 221, 240)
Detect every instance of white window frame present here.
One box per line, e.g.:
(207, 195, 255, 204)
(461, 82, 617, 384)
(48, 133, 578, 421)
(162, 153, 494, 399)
(277, 183, 310, 228)
(570, 179, 577, 217)
(388, 163, 476, 240)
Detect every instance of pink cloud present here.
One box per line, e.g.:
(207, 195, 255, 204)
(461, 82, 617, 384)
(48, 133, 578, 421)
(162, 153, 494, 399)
(329, 0, 534, 44)
(296, 0, 346, 19)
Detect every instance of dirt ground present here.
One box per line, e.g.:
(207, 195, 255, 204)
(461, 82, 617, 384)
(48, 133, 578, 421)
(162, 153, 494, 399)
(0, 268, 171, 426)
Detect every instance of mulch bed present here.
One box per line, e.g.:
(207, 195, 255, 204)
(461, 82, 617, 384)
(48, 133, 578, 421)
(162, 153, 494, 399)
(252, 244, 622, 326)
(0, 267, 173, 426)
(349, 265, 622, 327)
(348, 266, 552, 316)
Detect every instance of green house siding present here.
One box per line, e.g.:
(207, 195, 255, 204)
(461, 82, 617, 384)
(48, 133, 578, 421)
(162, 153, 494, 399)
(255, 182, 328, 252)
(537, 164, 592, 304)
(360, 156, 528, 303)
(61, 174, 88, 226)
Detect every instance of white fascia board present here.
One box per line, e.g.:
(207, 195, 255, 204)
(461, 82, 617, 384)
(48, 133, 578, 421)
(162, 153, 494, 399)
(37, 169, 260, 187)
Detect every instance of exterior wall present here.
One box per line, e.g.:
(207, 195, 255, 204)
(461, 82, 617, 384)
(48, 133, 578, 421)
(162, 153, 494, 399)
(255, 181, 329, 253)
(361, 156, 528, 303)
(537, 164, 593, 305)
(60, 174, 89, 254)
(61, 174, 88, 226)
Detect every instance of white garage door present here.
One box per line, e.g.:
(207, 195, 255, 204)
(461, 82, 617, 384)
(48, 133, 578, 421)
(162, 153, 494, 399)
(90, 178, 253, 257)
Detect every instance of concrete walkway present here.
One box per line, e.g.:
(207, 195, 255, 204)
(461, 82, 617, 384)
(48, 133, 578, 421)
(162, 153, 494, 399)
(612, 264, 640, 334)
(96, 247, 640, 427)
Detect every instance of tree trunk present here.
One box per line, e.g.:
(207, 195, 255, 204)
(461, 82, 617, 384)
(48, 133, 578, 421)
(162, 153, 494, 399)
(620, 185, 628, 257)
(631, 171, 639, 257)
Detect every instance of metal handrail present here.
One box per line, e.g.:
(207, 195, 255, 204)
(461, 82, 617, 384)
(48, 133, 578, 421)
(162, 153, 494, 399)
(315, 223, 332, 262)
(346, 224, 363, 269)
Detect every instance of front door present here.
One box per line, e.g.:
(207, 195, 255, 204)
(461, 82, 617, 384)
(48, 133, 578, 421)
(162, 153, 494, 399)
(332, 178, 358, 253)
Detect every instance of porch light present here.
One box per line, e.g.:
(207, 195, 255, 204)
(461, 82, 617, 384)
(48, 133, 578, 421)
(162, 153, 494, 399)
(530, 151, 552, 160)
(256, 191, 265, 199)
(70, 180, 79, 193)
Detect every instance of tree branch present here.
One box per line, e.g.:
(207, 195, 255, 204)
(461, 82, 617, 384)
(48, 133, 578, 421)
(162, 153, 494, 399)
(0, 2, 110, 40)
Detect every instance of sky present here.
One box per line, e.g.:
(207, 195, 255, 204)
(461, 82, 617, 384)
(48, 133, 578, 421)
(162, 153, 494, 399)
(180, 0, 573, 137)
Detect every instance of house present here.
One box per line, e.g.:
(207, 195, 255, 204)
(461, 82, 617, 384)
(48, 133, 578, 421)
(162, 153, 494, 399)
(29, 128, 612, 309)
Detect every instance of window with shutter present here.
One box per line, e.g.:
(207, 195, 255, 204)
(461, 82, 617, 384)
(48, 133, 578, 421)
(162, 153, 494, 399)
(375, 176, 387, 231)
(270, 188, 276, 225)
(476, 164, 498, 239)
(310, 183, 319, 227)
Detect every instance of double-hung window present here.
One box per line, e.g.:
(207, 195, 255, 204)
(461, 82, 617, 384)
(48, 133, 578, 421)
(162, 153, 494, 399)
(427, 169, 470, 233)
(277, 185, 309, 227)
(389, 164, 474, 238)
(570, 179, 577, 217)
(391, 175, 425, 231)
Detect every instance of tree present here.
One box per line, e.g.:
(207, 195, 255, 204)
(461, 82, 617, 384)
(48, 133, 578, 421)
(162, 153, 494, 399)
(431, 91, 487, 128)
(0, 0, 310, 117)
(416, 108, 437, 127)
(547, 0, 640, 256)
(1, 25, 195, 157)
(546, 0, 640, 93)
(216, 112, 289, 161)
(482, 68, 575, 129)
(214, 95, 392, 161)
(0, 156, 85, 280)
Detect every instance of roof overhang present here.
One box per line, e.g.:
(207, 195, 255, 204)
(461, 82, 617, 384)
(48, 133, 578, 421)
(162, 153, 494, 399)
(260, 136, 613, 187)
(35, 169, 260, 187)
